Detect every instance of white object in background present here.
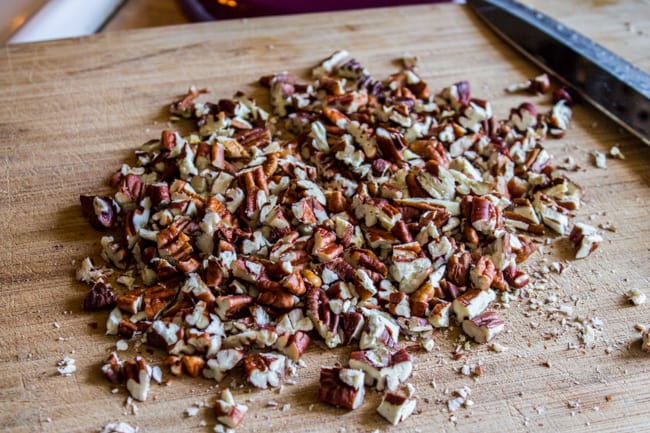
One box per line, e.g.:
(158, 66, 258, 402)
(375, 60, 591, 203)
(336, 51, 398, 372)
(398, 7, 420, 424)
(8, 0, 125, 44)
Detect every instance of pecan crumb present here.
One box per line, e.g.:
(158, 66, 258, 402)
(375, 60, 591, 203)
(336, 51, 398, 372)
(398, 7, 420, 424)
(625, 288, 646, 306)
(56, 356, 76, 376)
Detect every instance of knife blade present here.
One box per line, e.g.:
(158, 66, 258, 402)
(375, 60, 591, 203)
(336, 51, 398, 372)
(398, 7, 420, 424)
(466, 0, 650, 145)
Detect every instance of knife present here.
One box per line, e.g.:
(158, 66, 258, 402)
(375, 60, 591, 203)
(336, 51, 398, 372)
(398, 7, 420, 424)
(466, 0, 650, 145)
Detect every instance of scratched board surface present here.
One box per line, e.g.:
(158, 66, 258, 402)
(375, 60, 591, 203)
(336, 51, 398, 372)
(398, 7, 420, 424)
(0, 3, 649, 432)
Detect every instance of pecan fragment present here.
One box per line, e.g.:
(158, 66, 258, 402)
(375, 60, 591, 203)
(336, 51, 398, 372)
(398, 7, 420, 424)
(376, 385, 417, 426)
(349, 347, 412, 391)
(242, 353, 286, 389)
(452, 289, 496, 322)
(462, 311, 505, 343)
(569, 223, 602, 259)
(101, 352, 123, 384)
(80, 195, 119, 229)
(318, 367, 365, 410)
(83, 282, 116, 311)
(214, 389, 248, 428)
(123, 356, 152, 401)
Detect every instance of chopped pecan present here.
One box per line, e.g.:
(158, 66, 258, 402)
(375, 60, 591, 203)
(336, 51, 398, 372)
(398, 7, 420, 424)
(318, 367, 365, 410)
(569, 223, 602, 259)
(446, 252, 472, 287)
(346, 248, 387, 277)
(83, 282, 116, 311)
(462, 311, 505, 343)
(410, 281, 436, 317)
(257, 290, 295, 309)
(80, 195, 119, 229)
(203, 349, 244, 382)
(429, 299, 452, 328)
(452, 288, 496, 322)
(506, 73, 551, 95)
(116, 290, 143, 314)
(214, 388, 248, 428)
(387, 292, 411, 318)
(340, 311, 365, 345)
(359, 308, 400, 350)
(215, 295, 254, 320)
(306, 287, 342, 348)
(181, 355, 206, 378)
(101, 352, 123, 384)
(275, 331, 310, 361)
(469, 256, 496, 291)
(376, 385, 417, 426)
(349, 347, 412, 391)
(118, 318, 138, 339)
(312, 227, 344, 262)
(242, 353, 286, 389)
(503, 265, 530, 289)
(123, 356, 152, 401)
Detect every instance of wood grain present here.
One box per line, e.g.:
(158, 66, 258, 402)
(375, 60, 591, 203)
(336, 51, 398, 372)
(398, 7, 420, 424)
(1, 3, 649, 433)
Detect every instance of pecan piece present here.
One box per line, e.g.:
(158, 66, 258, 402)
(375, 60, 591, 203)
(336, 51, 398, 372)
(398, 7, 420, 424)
(387, 292, 411, 318)
(359, 308, 400, 350)
(410, 280, 436, 317)
(123, 356, 152, 402)
(376, 385, 417, 426)
(214, 389, 248, 428)
(101, 352, 123, 384)
(80, 195, 119, 229)
(83, 281, 116, 311)
(340, 311, 365, 345)
(275, 331, 310, 361)
(429, 299, 452, 328)
(503, 265, 530, 289)
(349, 347, 412, 391)
(376, 127, 406, 166)
(215, 295, 254, 320)
(306, 288, 342, 348)
(257, 290, 296, 309)
(312, 227, 344, 263)
(462, 311, 505, 343)
(446, 252, 472, 287)
(118, 318, 138, 339)
(203, 349, 244, 382)
(242, 353, 286, 389)
(469, 256, 496, 291)
(389, 242, 432, 294)
(506, 73, 551, 95)
(469, 196, 499, 235)
(318, 367, 365, 410)
(116, 289, 143, 314)
(452, 288, 496, 322)
(181, 355, 206, 378)
(569, 223, 602, 259)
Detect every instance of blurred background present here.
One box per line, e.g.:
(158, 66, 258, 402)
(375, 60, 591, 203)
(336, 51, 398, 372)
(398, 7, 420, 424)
(1, 0, 447, 44)
(2, 0, 647, 55)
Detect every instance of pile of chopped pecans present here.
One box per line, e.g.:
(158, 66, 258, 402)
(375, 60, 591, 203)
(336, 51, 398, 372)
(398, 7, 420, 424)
(77, 51, 600, 429)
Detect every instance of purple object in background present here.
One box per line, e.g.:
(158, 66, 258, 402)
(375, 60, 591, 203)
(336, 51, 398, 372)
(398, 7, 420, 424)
(177, 0, 446, 22)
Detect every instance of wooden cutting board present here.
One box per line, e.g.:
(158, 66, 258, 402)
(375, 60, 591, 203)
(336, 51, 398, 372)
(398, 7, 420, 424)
(1, 3, 649, 432)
